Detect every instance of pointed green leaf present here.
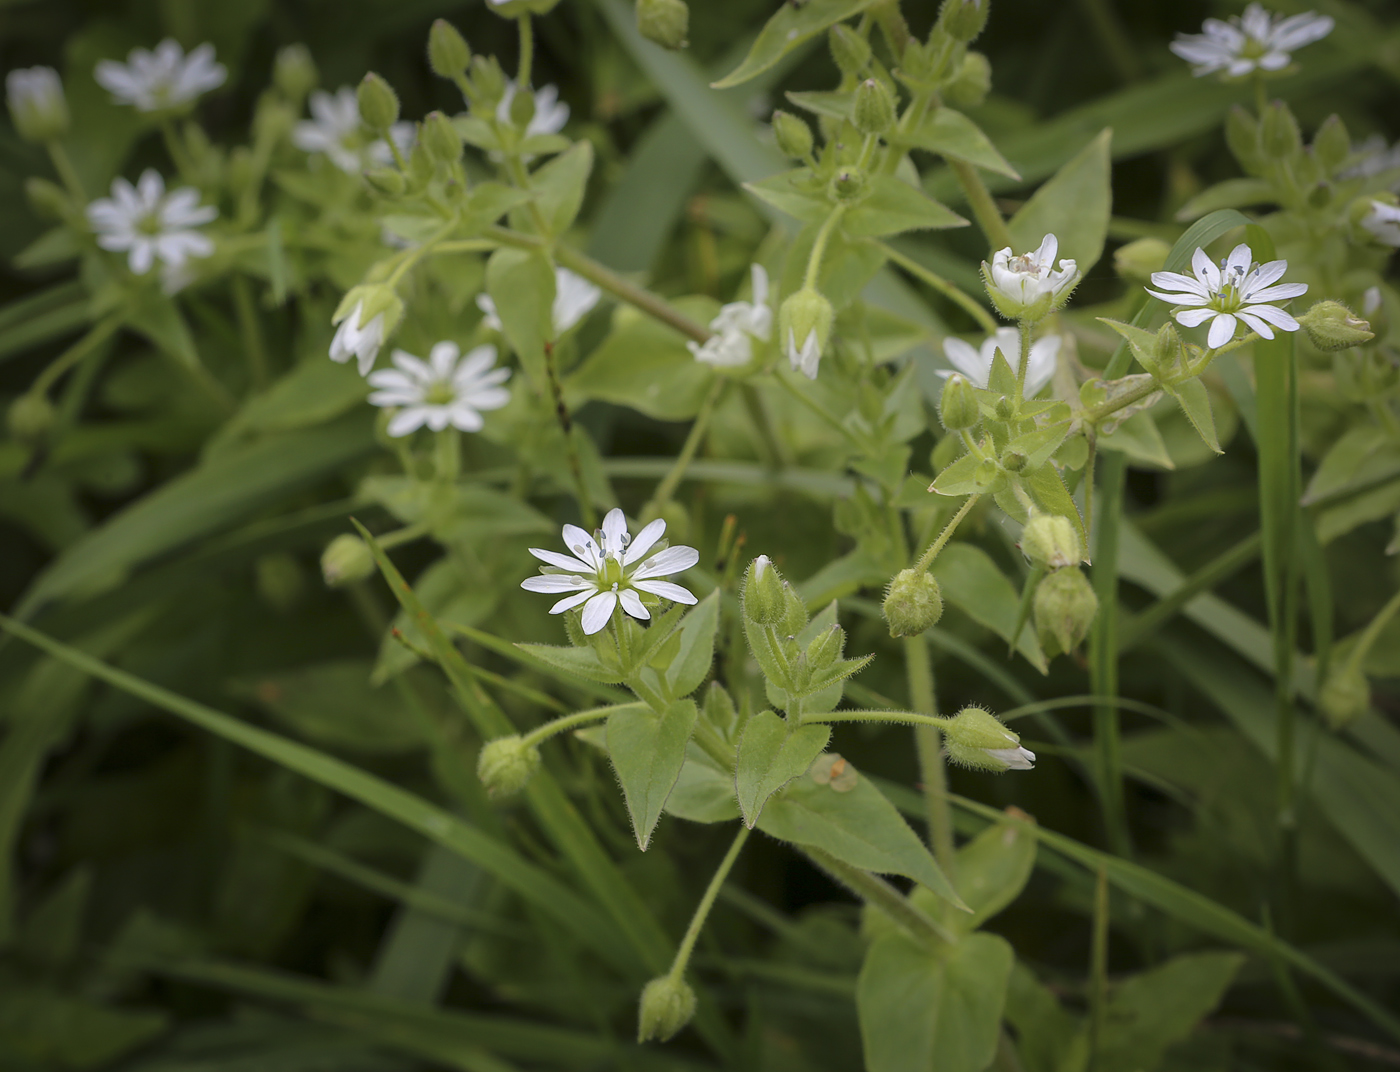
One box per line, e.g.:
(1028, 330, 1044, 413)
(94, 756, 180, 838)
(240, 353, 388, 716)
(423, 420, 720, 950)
(940, 812, 1036, 935)
(713, 0, 877, 88)
(527, 141, 594, 237)
(607, 700, 697, 850)
(1096, 953, 1244, 1072)
(844, 175, 968, 238)
(514, 643, 627, 685)
(933, 543, 1048, 672)
(901, 108, 1020, 180)
(1174, 177, 1274, 221)
(1008, 128, 1112, 271)
(485, 248, 554, 388)
(666, 591, 719, 698)
(930, 452, 983, 497)
(1170, 377, 1220, 454)
(1101, 408, 1174, 469)
(1022, 462, 1087, 553)
(744, 169, 829, 223)
(734, 711, 829, 827)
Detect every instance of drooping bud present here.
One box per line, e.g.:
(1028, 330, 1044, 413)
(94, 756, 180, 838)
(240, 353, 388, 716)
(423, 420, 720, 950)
(25, 177, 70, 222)
(477, 735, 541, 799)
(637, 975, 696, 1043)
(853, 78, 895, 136)
(743, 555, 786, 626)
(6, 67, 68, 143)
(883, 568, 943, 638)
(7, 392, 54, 444)
(357, 72, 400, 131)
(1033, 566, 1098, 656)
(939, 0, 989, 43)
(1319, 665, 1369, 729)
(1312, 113, 1350, 175)
(779, 288, 835, 379)
(772, 109, 814, 160)
(944, 706, 1035, 772)
(944, 50, 992, 108)
(1020, 515, 1081, 570)
(1113, 236, 1170, 283)
(273, 45, 318, 103)
(1260, 100, 1301, 162)
(1299, 300, 1375, 352)
(422, 110, 463, 164)
(939, 373, 979, 431)
(829, 24, 872, 78)
(320, 534, 375, 587)
(428, 19, 472, 79)
(805, 624, 845, 671)
(636, 0, 690, 50)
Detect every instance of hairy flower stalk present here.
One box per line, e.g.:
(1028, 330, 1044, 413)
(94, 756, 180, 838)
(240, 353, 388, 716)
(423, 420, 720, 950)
(1147, 243, 1307, 349)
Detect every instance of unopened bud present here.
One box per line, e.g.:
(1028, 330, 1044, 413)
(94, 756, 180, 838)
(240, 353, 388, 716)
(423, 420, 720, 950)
(25, 177, 69, 222)
(469, 56, 507, 109)
(1313, 113, 1350, 174)
(5, 67, 69, 143)
(320, 534, 375, 587)
(1113, 236, 1170, 283)
(805, 624, 845, 671)
(1319, 665, 1369, 729)
(780, 585, 809, 638)
(508, 88, 536, 130)
(939, 0, 989, 43)
(637, 0, 689, 50)
(256, 552, 305, 614)
(853, 78, 895, 136)
(829, 24, 871, 78)
(428, 19, 472, 79)
(772, 109, 814, 159)
(1300, 300, 1374, 351)
(637, 975, 696, 1043)
(7, 392, 54, 444)
(883, 568, 943, 638)
(274, 45, 318, 103)
(779, 288, 835, 379)
(1261, 100, 1301, 162)
(939, 373, 979, 430)
(1021, 515, 1081, 570)
(357, 72, 400, 131)
(422, 110, 463, 164)
(1225, 106, 1264, 174)
(830, 169, 867, 202)
(1000, 447, 1028, 473)
(944, 706, 1035, 771)
(1033, 566, 1098, 656)
(477, 735, 541, 799)
(364, 167, 407, 196)
(944, 50, 992, 108)
(743, 555, 786, 625)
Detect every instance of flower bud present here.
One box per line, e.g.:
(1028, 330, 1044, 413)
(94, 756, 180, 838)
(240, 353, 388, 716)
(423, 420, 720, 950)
(636, 0, 690, 50)
(5, 67, 69, 143)
(477, 735, 541, 799)
(25, 177, 69, 222)
(637, 975, 696, 1043)
(1033, 566, 1098, 656)
(830, 169, 868, 202)
(1312, 113, 1350, 175)
(321, 534, 375, 587)
(939, 373, 979, 431)
(1299, 300, 1374, 352)
(1021, 515, 1081, 570)
(805, 624, 845, 671)
(853, 78, 895, 136)
(357, 72, 400, 131)
(428, 19, 472, 79)
(779, 288, 834, 379)
(508, 88, 536, 130)
(1113, 236, 1170, 284)
(1225, 106, 1264, 174)
(7, 392, 54, 444)
(1319, 666, 1369, 730)
(772, 109, 814, 160)
(256, 552, 306, 614)
(1261, 100, 1301, 162)
(743, 555, 786, 626)
(944, 706, 1035, 772)
(364, 167, 407, 196)
(780, 585, 809, 639)
(883, 568, 943, 638)
(422, 110, 463, 164)
(274, 45, 318, 103)
(944, 50, 992, 108)
(829, 24, 871, 78)
(939, 0, 989, 43)
(469, 56, 507, 109)
(1000, 447, 1028, 473)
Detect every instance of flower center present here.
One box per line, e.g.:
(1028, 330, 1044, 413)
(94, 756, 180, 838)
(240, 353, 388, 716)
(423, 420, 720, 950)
(1008, 253, 1041, 277)
(425, 381, 457, 406)
(1240, 37, 1268, 60)
(601, 557, 626, 586)
(136, 212, 164, 237)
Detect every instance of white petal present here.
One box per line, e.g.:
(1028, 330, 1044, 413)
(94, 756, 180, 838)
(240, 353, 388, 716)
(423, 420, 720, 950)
(618, 589, 650, 621)
(522, 574, 594, 593)
(528, 547, 596, 572)
(561, 525, 602, 569)
(631, 545, 699, 579)
(1174, 307, 1216, 327)
(624, 518, 667, 565)
(386, 407, 429, 437)
(1247, 282, 1308, 303)
(1240, 303, 1300, 331)
(942, 337, 990, 385)
(1207, 313, 1237, 349)
(1236, 311, 1275, 340)
(633, 579, 698, 605)
(549, 590, 597, 614)
(580, 591, 618, 635)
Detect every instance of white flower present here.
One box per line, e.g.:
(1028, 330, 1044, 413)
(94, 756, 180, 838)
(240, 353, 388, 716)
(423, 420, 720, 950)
(94, 39, 226, 112)
(1340, 135, 1400, 181)
(330, 302, 387, 376)
(786, 329, 822, 379)
(983, 745, 1036, 771)
(1361, 200, 1400, 247)
(1147, 243, 1308, 349)
(984, 234, 1079, 320)
(689, 264, 773, 368)
(521, 508, 700, 635)
(476, 267, 601, 338)
(1363, 286, 1383, 318)
(497, 81, 569, 138)
(6, 66, 67, 140)
(292, 87, 415, 174)
(367, 342, 511, 437)
(85, 169, 216, 276)
(1170, 4, 1333, 78)
(940, 327, 1060, 398)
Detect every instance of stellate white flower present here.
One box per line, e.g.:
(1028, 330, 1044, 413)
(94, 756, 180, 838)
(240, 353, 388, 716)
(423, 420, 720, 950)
(6, 67, 67, 140)
(689, 265, 773, 367)
(521, 508, 699, 635)
(367, 342, 511, 437)
(85, 169, 216, 276)
(1147, 243, 1308, 349)
(940, 328, 1061, 398)
(293, 87, 415, 174)
(476, 267, 601, 337)
(984, 744, 1037, 771)
(94, 40, 226, 112)
(330, 302, 387, 375)
(984, 234, 1079, 320)
(497, 81, 570, 138)
(1170, 4, 1333, 79)
(1340, 135, 1400, 181)
(1361, 200, 1400, 247)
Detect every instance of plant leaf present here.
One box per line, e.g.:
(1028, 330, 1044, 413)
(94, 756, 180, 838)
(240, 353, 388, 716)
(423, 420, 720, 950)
(666, 591, 719, 699)
(713, 0, 877, 88)
(606, 700, 697, 850)
(900, 108, 1020, 180)
(1008, 128, 1112, 272)
(734, 711, 830, 828)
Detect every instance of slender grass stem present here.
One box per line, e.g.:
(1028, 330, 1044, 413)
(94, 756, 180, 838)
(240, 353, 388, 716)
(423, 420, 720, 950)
(1089, 451, 1131, 857)
(32, 316, 121, 397)
(232, 275, 269, 390)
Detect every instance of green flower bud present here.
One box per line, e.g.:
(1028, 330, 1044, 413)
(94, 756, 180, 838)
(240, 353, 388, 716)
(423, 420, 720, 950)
(7, 392, 54, 444)
(636, 0, 690, 50)
(1021, 515, 1081, 570)
(1000, 447, 1028, 473)
(428, 19, 472, 79)
(334, 284, 404, 334)
(743, 555, 787, 626)
(508, 88, 536, 130)
(944, 706, 1035, 771)
(883, 568, 943, 638)
(900, 39, 939, 88)
(273, 45, 318, 103)
(939, 373, 979, 431)
(772, 109, 814, 160)
(805, 624, 845, 671)
(1261, 100, 1301, 162)
(830, 169, 868, 202)
(1225, 106, 1264, 174)
(422, 110, 463, 164)
(637, 975, 696, 1043)
(469, 56, 507, 109)
(321, 534, 375, 587)
(829, 24, 871, 78)
(1312, 113, 1350, 175)
(255, 552, 306, 614)
(1033, 566, 1098, 656)
(939, 0, 989, 43)
(1113, 236, 1171, 284)
(779, 288, 835, 379)
(477, 735, 541, 799)
(364, 167, 407, 196)
(6, 66, 69, 143)
(780, 585, 809, 639)
(1299, 300, 1375, 352)
(1319, 665, 1369, 730)
(25, 177, 69, 222)
(944, 50, 992, 108)
(357, 72, 400, 131)
(853, 78, 895, 136)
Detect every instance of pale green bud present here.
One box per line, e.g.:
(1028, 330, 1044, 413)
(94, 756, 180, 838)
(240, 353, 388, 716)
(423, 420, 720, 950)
(1312, 113, 1350, 175)
(939, 0, 989, 43)
(830, 169, 868, 202)
(743, 555, 786, 626)
(772, 109, 814, 160)
(422, 110, 463, 164)
(255, 552, 306, 614)
(1261, 100, 1301, 162)
(637, 975, 696, 1043)
(829, 24, 871, 78)
(477, 735, 541, 799)
(25, 177, 70, 222)
(1319, 665, 1369, 729)
(944, 50, 992, 108)
(469, 56, 507, 109)
(1021, 515, 1081, 570)
(637, 0, 690, 50)
(321, 534, 375, 587)
(334, 284, 404, 334)
(805, 624, 845, 671)
(357, 72, 400, 131)
(780, 584, 809, 639)
(364, 167, 407, 196)
(7, 392, 54, 444)
(939, 373, 979, 431)
(6, 67, 69, 143)
(508, 88, 536, 130)
(274, 45, 318, 103)
(1299, 300, 1375, 352)
(428, 19, 472, 79)
(944, 706, 1035, 771)
(779, 288, 835, 379)
(883, 568, 943, 638)
(1113, 236, 1171, 283)
(1000, 447, 1028, 473)
(853, 78, 895, 136)
(1033, 566, 1098, 656)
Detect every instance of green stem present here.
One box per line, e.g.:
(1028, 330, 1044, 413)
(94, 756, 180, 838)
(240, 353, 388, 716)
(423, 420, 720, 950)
(874, 240, 998, 334)
(1082, 379, 1162, 425)
(32, 316, 121, 397)
(387, 221, 457, 287)
(1015, 318, 1033, 403)
(905, 636, 956, 876)
(434, 428, 461, 484)
(806, 847, 955, 947)
(646, 378, 726, 515)
(544, 341, 596, 530)
(1074, 0, 1138, 84)
(232, 275, 269, 390)
(1342, 587, 1400, 679)
(668, 825, 752, 980)
(1254, 75, 1268, 117)
(809, 709, 952, 729)
(46, 142, 86, 202)
(1119, 532, 1263, 652)
(516, 14, 535, 89)
(915, 494, 980, 572)
(1089, 451, 1130, 857)
(804, 207, 848, 290)
(520, 705, 621, 749)
(377, 521, 431, 551)
(160, 119, 195, 178)
(547, 239, 712, 343)
(950, 159, 1013, 252)
(1089, 866, 1110, 1069)
(870, 1, 912, 59)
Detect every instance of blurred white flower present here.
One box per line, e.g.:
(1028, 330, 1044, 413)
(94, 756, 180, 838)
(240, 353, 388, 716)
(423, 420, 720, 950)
(95, 39, 226, 111)
(689, 264, 773, 368)
(984, 234, 1079, 320)
(477, 267, 601, 337)
(521, 508, 699, 635)
(368, 342, 511, 437)
(1148, 243, 1308, 348)
(1340, 135, 1400, 181)
(983, 744, 1037, 771)
(330, 301, 386, 376)
(85, 169, 216, 276)
(1361, 200, 1400, 247)
(293, 87, 414, 174)
(940, 327, 1060, 398)
(1170, 4, 1333, 78)
(5, 66, 68, 141)
(497, 81, 569, 138)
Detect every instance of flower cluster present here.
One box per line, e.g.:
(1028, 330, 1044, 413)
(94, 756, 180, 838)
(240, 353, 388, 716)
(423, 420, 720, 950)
(368, 343, 511, 437)
(982, 234, 1080, 322)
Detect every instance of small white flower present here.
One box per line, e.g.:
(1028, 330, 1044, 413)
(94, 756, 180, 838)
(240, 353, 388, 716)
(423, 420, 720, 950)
(689, 264, 773, 368)
(94, 39, 226, 112)
(1340, 135, 1400, 181)
(6, 66, 67, 139)
(1170, 4, 1333, 79)
(85, 169, 216, 276)
(497, 81, 569, 138)
(521, 508, 699, 635)
(330, 301, 386, 376)
(983, 745, 1036, 771)
(985, 234, 1079, 320)
(940, 327, 1060, 398)
(1361, 200, 1400, 247)
(292, 87, 416, 174)
(476, 267, 601, 338)
(1147, 243, 1308, 349)
(786, 329, 822, 379)
(367, 342, 511, 437)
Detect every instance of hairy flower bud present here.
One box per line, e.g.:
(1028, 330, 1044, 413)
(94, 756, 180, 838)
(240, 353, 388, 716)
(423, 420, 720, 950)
(939, 0, 989, 43)
(637, 975, 696, 1043)
(779, 288, 834, 379)
(274, 45, 318, 103)
(422, 110, 463, 164)
(508, 88, 536, 130)
(1299, 300, 1374, 352)
(1034, 566, 1098, 656)
(469, 56, 507, 109)
(477, 735, 541, 799)
(829, 24, 872, 78)
(944, 706, 1035, 772)
(6, 66, 68, 143)
(830, 169, 867, 202)
(743, 555, 787, 626)
(853, 78, 895, 136)
(357, 72, 400, 131)
(428, 19, 472, 79)
(1261, 100, 1301, 162)
(1312, 113, 1350, 175)
(1021, 515, 1081, 570)
(1319, 665, 1369, 729)
(772, 109, 814, 159)
(7, 392, 54, 444)
(805, 624, 845, 671)
(637, 0, 690, 50)
(1113, 236, 1170, 283)
(883, 568, 943, 638)
(944, 50, 992, 108)
(320, 534, 375, 587)
(364, 167, 407, 196)
(939, 373, 979, 431)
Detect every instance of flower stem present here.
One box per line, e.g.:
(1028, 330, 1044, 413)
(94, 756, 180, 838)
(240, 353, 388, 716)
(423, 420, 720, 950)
(160, 119, 195, 179)
(803, 708, 952, 729)
(668, 825, 751, 981)
(804, 207, 848, 290)
(46, 142, 86, 202)
(646, 377, 726, 516)
(434, 427, 461, 484)
(517, 14, 535, 89)
(1341, 580, 1400, 679)
(32, 316, 121, 397)
(805, 846, 956, 947)
(950, 159, 1013, 252)
(542, 238, 712, 343)
(520, 704, 621, 749)
(874, 240, 998, 334)
(544, 341, 596, 530)
(905, 636, 956, 875)
(232, 275, 269, 390)
(915, 494, 979, 572)
(1015, 318, 1033, 403)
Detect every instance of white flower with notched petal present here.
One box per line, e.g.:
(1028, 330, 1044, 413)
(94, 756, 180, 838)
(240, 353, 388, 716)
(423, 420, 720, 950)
(1170, 4, 1333, 78)
(94, 40, 226, 112)
(1361, 200, 1400, 248)
(689, 264, 773, 368)
(940, 327, 1060, 398)
(477, 267, 601, 338)
(521, 508, 700, 635)
(983, 234, 1079, 321)
(496, 80, 569, 138)
(86, 169, 216, 276)
(330, 302, 386, 376)
(1147, 243, 1308, 349)
(368, 342, 511, 438)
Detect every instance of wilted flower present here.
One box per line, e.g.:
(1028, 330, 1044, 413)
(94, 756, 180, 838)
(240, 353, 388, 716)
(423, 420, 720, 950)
(368, 342, 511, 437)
(940, 327, 1060, 397)
(85, 169, 216, 276)
(1170, 4, 1333, 78)
(1147, 243, 1308, 348)
(6, 66, 68, 142)
(330, 302, 387, 375)
(1361, 200, 1400, 247)
(293, 86, 415, 174)
(95, 39, 227, 112)
(779, 287, 834, 379)
(983, 234, 1079, 321)
(477, 267, 601, 338)
(497, 80, 569, 137)
(689, 264, 773, 368)
(521, 508, 699, 635)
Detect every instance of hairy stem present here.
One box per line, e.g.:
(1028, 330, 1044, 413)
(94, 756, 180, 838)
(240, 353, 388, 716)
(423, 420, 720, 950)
(875, 240, 998, 334)
(950, 160, 1013, 252)
(905, 637, 956, 876)
(669, 826, 752, 979)
(915, 494, 980, 572)
(521, 705, 622, 749)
